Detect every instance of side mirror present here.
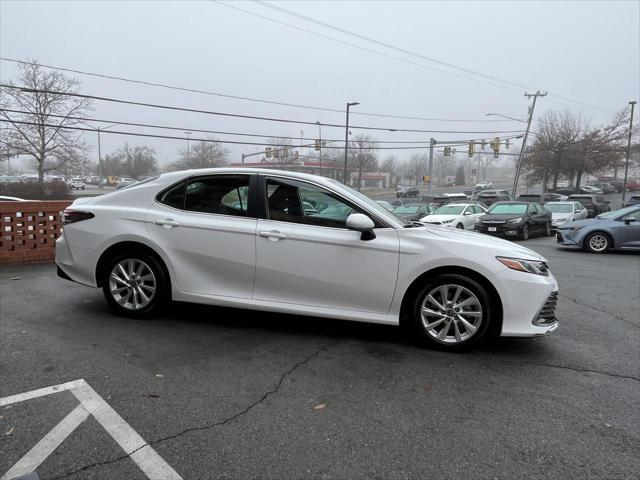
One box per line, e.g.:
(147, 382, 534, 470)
(464, 211, 471, 215)
(346, 213, 376, 240)
(623, 216, 637, 225)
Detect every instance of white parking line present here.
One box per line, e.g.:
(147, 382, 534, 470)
(0, 379, 182, 480)
(1, 405, 90, 480)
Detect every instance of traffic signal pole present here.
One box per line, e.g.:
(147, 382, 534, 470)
(512, 91, 546, 197)
(427, 138, 435, 192)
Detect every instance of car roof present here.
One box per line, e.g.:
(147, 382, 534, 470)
(491, 201, 529, 205)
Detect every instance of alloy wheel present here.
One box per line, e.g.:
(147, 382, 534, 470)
(420, 284, 483, 344)
(588, 234, 609, 252)
(109, 259, 157, 310)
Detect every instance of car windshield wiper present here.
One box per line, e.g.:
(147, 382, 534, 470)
(403, 221, 425, 228)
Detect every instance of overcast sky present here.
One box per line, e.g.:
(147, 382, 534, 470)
(1, 0, 639, 169)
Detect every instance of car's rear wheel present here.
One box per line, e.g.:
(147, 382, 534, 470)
(102, 251, 167, 317)
(456, 223, 464, 229)
(410, 274, 493, 350)
(544, 222, 552, 237)
(519, 224, 530, 240)
(584, 232, 611, 253)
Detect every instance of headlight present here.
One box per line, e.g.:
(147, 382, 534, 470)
(496, 256, 550, 276)
(507, 217, 522, 224)
(441, 218, 455, 223)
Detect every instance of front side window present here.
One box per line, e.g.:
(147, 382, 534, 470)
(185, 175, 250, 216)
(266, 178, 372, 228)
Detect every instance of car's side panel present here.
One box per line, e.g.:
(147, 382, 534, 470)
(253, 220, 400, 313)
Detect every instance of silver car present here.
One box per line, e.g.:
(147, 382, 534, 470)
(545, 201, 588, 230)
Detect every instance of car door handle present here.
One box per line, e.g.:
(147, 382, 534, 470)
(154, 218, 181, 228)
(259, 230, 288, 240)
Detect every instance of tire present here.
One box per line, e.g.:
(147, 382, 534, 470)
(544, 222, 552, 237)
(584, 232, 611, 254)
(409, 273, 494, 351)
(519, 223, 530, 240)
(456, 223, 464, 229)
(101, 250, 168, 318)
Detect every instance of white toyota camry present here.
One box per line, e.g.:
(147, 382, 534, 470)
(420, 203, 487, 230)
(56, 169, 559, 350)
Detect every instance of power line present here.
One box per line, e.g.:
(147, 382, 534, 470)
(0, 85, 528, 135)
(0, 108, 446, 144)
(230, 0, 614, 114)
(0, 57, 520, 124)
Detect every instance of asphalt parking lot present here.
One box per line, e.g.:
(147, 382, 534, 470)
(1, 235, 639, 480)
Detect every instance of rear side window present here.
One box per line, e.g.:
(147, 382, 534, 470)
(185, 175, 250, 216)
(157, 181, 186, 209)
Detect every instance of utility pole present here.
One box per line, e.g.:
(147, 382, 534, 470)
(343, 102, 359, 185)
(512, 90, 547, 197)
(622, 100, 637, 205)
(427, 138, 435, 192)
(316, 121, 322, 176)
(184, 131, 192, 163)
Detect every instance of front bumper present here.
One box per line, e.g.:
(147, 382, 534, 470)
(474, 223, 521, 237)
(556, 229, 580, 248)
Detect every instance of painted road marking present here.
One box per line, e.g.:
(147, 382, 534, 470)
(0, 379, 182, 480)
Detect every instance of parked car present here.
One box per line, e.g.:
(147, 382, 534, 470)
(556, 205, 640, 253)
(582, 185, 604, 195)
(556, 180, 571, 188)
(375, 200, 395, 212)
(599, 179, 624, 193)
(474, 181, 493, 192)
(116, 178, 138, 189)
(396, 185, 420, 198)
(567, 194, 610, 218)
(625, 179, 640, 191)
(588, 182, 615, 194)
(420, 203, 487, 230)
(473, 189, 512, 207)
(440, 192, 470, 200)
(474, 201, 552, 240)
(624, 194, 640, 207)
(70, 178, 86, 190)
(391, 203, 434, 222)
(516, 193, 568, 204)
(56, 168, 559, 350)
(545, 201, 589, 230)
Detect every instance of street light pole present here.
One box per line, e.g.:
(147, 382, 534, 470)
(622, 100, 637, 205)
(512, 91, 547, 197)
(184, 131, 192, 163)
(343, 102, 359, 184)
(316, 121, 322, 176)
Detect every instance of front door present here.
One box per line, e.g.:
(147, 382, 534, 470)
(253, 176, 399, 314)
(146, 174, 257, 298)
(615, 210, 640, 248)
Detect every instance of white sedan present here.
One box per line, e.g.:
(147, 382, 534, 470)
(545, 201, 588, 229)
(56, 168, 558, 350)
(420, 203, 487, 230)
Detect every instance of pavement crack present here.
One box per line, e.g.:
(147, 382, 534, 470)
(559, 293, 639, 329)
(470, 355, 640, 382)
(51, 338, 340, 480)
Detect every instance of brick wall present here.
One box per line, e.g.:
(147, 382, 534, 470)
(0, 201, 73, 265)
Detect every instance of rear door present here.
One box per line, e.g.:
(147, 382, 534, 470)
(146, 174, 257, 298)
(253, 175, 399, 313)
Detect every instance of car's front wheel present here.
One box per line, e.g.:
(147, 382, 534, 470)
(410, 274, 493, 350)
(519, 223, 530, 240)
(101, 251, 168, 317)
(456, 223, 464, 229)
(584, 232, 611, 254)
(544, 221, 552, 237)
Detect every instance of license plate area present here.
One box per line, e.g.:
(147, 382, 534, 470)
(489, 227, 497, 232)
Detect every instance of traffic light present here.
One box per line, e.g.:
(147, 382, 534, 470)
(315, 139, 321, 151)
(491, 137, 500, 158)
(468, 142, 475, 157)
(265, 147, 272, 159)
(443, 146, 451, 156)
(294, 150, 299, 159)
(505, 139, 511, 149)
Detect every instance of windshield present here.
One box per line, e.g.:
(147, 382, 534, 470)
(393, 205, 421, 214)
(546, 203, 573, 213)
(434, 205, 464, 215)
(598, 206, 639, 219)
(327, 179, 403, 226)
(488, 204, 527, 214)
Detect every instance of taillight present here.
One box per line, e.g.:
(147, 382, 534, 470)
(62, 210, 95, 224)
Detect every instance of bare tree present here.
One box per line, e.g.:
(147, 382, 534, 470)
(0, 60, 91, 182)
(103, 144, 158, 178)
(168, 137, 228, 171)
(348, 134, 377, 188)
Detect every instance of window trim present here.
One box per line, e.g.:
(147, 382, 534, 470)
(259, 174, 392, 229)
(154, 173, 258, 219)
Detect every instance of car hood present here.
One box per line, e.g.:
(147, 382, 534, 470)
(479, 213, 524, 221)
(421, 214, 458, 222)
(414, 225, 545, 261)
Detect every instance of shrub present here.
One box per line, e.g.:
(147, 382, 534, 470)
(0, 180, 72, 200)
